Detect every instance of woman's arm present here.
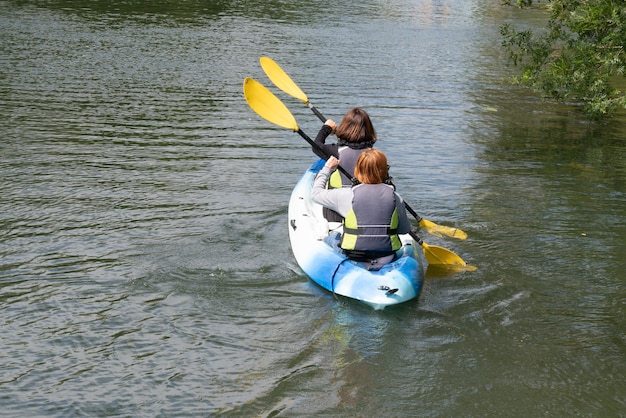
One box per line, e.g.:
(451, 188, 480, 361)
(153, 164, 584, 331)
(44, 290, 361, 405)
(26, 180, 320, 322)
(312, 166, 341, 213)
(312, 157, 351, 216)
(313, 121, 339, 159)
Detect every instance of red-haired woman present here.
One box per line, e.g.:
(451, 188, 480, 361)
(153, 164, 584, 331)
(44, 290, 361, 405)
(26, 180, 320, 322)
(311, 149, 411, 269)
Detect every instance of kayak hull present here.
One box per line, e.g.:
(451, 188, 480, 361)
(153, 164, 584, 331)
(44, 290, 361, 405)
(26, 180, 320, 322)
(288, 159, 425, 309)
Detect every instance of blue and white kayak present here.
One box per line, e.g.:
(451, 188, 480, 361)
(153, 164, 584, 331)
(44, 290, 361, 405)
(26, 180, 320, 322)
(288, 159, 425, 309)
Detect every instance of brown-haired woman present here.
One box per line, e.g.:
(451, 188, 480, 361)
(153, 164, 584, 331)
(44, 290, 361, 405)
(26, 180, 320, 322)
(311, 149, 411, 269)
(313, 108, 377, 222)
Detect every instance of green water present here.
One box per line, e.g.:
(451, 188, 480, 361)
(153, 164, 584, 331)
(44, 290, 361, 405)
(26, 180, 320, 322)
(1, 0, 624, 416)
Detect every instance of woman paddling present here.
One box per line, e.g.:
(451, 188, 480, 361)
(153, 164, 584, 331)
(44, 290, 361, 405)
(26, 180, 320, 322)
(313, 107, 377, 222)
(311, 149, 411, 270)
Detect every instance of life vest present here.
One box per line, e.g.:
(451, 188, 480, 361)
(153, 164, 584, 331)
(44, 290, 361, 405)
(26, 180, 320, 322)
(328, 147, 364, 189)
(341, 183, 402, 255)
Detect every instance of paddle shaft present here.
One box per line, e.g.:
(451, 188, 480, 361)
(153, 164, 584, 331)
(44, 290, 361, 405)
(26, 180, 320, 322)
(307, 103, 326, 123)
(296, 129, 355, 182)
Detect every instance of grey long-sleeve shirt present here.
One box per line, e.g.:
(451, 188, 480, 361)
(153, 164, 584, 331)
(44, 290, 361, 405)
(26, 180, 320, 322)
(311, 166, 412, 234)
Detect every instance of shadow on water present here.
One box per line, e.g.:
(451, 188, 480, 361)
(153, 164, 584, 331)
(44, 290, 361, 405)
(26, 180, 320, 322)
(5, 0, 375, 24)
(450, 15, 626, 414)
(8, 0, 257, 19)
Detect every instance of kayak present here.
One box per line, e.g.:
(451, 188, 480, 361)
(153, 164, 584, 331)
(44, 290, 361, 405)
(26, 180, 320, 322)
(288, 159, 425, 309)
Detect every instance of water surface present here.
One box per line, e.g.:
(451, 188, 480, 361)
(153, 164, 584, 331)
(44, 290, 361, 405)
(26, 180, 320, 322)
(1, 0, 625, 416)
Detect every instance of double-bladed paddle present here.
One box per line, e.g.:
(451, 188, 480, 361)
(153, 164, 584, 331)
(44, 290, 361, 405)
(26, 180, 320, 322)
(243, 77, 467, 268)
(259, 56, 468, 241)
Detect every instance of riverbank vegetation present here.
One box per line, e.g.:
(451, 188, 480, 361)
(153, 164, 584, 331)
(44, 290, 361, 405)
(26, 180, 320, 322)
(500, 0, 626, 120)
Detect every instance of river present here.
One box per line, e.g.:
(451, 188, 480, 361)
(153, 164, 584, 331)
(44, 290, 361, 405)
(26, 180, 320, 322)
(1, 0, 625, 416)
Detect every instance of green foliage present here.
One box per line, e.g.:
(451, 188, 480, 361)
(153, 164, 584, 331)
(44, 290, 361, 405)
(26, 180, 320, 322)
(501, 0, 534, 7)
(500, 0, 626, 119)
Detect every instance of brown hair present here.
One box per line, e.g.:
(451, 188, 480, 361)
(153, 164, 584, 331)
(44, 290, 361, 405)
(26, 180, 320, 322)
(354, 149, 389, 184)
(335, 108, 377, 144)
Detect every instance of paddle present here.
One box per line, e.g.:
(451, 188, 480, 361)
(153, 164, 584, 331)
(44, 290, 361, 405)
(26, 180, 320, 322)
(243, 77, 467, 268)
(260, 56, 468, 241)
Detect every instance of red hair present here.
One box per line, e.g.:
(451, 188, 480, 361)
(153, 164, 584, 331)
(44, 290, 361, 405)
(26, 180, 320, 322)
(354, 149, 388, 184)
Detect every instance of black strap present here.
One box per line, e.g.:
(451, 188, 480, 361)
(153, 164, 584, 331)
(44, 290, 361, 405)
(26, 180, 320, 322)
(343, 226, 399, 235)
(343, 249, 396, 261)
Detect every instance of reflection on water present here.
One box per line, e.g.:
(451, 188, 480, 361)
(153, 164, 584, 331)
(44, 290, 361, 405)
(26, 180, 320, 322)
(1, 0, 625, 416)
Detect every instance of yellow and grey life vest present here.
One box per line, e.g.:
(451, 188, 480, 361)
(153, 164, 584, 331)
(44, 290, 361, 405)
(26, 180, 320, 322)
(341, 184, 402, 254)
(328, 147, 365, 189)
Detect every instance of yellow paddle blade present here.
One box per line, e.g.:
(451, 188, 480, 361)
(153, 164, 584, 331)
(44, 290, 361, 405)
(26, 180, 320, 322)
(260, 57, 309, 104)
(419, 218, 468, 240)
(243, 77, 299, 131)
(410, 231, 469, 269)
(422, 241, 467, 267)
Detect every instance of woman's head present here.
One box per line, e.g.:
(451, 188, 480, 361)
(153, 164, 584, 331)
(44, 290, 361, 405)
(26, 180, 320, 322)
(354, 149, 389, 184)
(335, 108, 377, 144)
